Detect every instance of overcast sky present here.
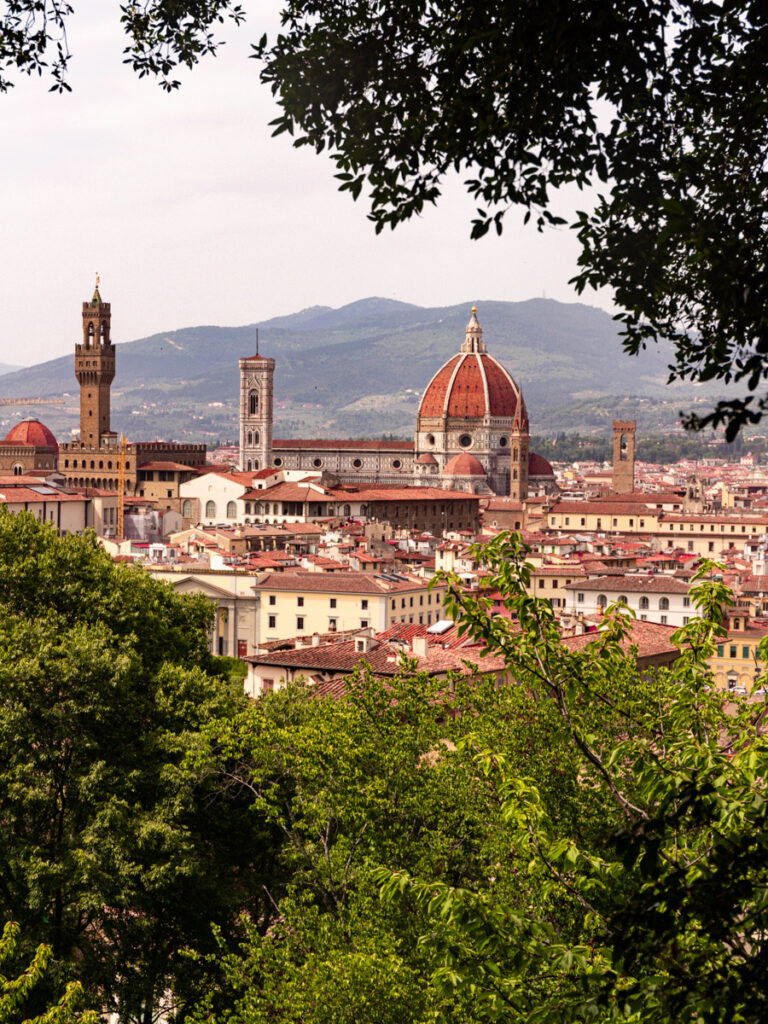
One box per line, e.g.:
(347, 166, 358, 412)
(1, 0, 614, 367)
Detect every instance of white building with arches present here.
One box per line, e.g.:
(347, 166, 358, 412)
(564, 574, 694, 628)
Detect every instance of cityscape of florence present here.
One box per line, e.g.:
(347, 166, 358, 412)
(1, 3, 767, 1023)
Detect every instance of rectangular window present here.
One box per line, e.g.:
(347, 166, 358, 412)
(269, 595, 276, 605)
(360, 619, 369, 628)
(708, 542, 714, 552)
(683, 616, 690, 625)
(538, 579, 545, 589)
(329, 618, 337, 632)
(361, 599, 368, 610)
(297, 596, 304, 607)
(660, 615, 667, 625)
(297, 616, 305, 630)
(612, 518, 618, 527)
(262, 678, 274, 694)
(640, 614, 647, 621)
(577, 593, 584, 603)
(683, 597, 690, 608)
(743, 646, 750, 659)
(565, 517, 570, 526)
(409, 596, 414, 607)
(580, 518, 585, 527)
(268, 615, 276, 630)
(688, 541, 694, 552)
(330, 597, 337, 609)
(391, 599, 395, 609)
(552, 580, 558, 589)
(640, 519, 645, 528)
(730, 645, 737, 658)
(717, 645, 724, 657)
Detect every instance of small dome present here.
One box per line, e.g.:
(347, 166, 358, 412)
(416, 452, 438, 465)
(528, 452, 555, 477)
(4, 418, 58, 451)
(443, 453, 486, 477)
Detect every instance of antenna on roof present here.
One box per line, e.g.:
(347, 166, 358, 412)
(256, 327, 259, 356)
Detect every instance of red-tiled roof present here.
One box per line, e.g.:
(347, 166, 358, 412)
(564, 574, 691, 594)
(254, 571, 434, 595)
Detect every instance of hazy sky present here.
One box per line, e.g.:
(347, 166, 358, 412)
(1, 1, 614, 367)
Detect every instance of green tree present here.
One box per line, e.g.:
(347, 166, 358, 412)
(0, 921, 95, 1024)
(0, 511, 279, 1023)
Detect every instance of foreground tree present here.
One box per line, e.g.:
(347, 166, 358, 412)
(187, 534, 768, 1023)
(0, 921, 95, 1024)
(0, 511, 279, 1022)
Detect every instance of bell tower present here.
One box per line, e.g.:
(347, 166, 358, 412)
(239, 337, 275, 472)
(75, 277, 115, 446)
(612, 419, 636, 494)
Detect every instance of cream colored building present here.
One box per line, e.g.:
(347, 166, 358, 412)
(148, 567, 262, 658)
(253, 571, 448, 644)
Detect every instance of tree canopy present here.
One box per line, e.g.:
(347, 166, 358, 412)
(0, 510, 280, 1023)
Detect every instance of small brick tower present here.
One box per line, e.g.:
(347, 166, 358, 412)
(239, 336, 275, 471)
(612, 419, 636, 494)
(75, 277, 115, 446)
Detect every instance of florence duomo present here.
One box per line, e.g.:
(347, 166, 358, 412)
(238, 306, 556, 499)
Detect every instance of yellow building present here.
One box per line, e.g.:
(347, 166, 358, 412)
(253, 571, 448, 643)
(708, 612, 768, 695)
(528, 565, 588, 610)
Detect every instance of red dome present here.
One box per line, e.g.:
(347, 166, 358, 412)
(4, 418, 58, 451)
(528, 452, 555, 477)
(418, 352, 525, 422)
(443, 453, 486, 477)
(416, 452, 438, 464)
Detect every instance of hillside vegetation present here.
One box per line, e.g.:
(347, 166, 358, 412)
(0, 298, 733, 444)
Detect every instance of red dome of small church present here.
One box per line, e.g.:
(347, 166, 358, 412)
(4, 418, 58, 451)
(443, 452, 486, 477)
(528, 452, 554, 477)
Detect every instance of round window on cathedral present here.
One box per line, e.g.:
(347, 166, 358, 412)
(392, 459, 402, 469)
(426, 433, 435, 446)
(273, 457, 283, 467)
(313, 458, 323, 468)
(353, 458, 362, 468)
(499, 436, 508, 447)
(459, 434, 472, 448)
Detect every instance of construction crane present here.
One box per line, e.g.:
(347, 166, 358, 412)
(117, 433, 127, 540)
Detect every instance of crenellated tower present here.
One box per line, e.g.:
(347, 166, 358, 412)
(239, 340, 275, 472)
(75, 278, 115, 445)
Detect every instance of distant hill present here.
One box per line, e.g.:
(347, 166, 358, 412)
(0, 362, 23, 377)
(0, 298, 728, 444)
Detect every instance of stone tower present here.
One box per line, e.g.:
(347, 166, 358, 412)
(75, 279, 115, 446)
(509, 410, 529, 503)
(239, 344, 275, 472)
(612, 419, 636, 494)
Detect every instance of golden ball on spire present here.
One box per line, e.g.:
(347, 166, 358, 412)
(472, 305, 477, 315)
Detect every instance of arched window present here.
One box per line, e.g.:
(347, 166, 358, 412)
(12, 463, 23, 476)
(254, 503, 262, 515)
(254, 431, 259, 446)
(205, 500, 216, 519)
(618, 595, 628, 605)
(226, 500, 237, 519)
(659, 597, 670, 610)
(247, 460, 252, 471)
(182, 499, 193, 518)
(254, 459, 260, 470)
(639, 596, 649, 609)
(597, 594, 607, 608)
(343, 504, 351, 517)
(249, 391, 259, 415)
(247, 431, 253, 445)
